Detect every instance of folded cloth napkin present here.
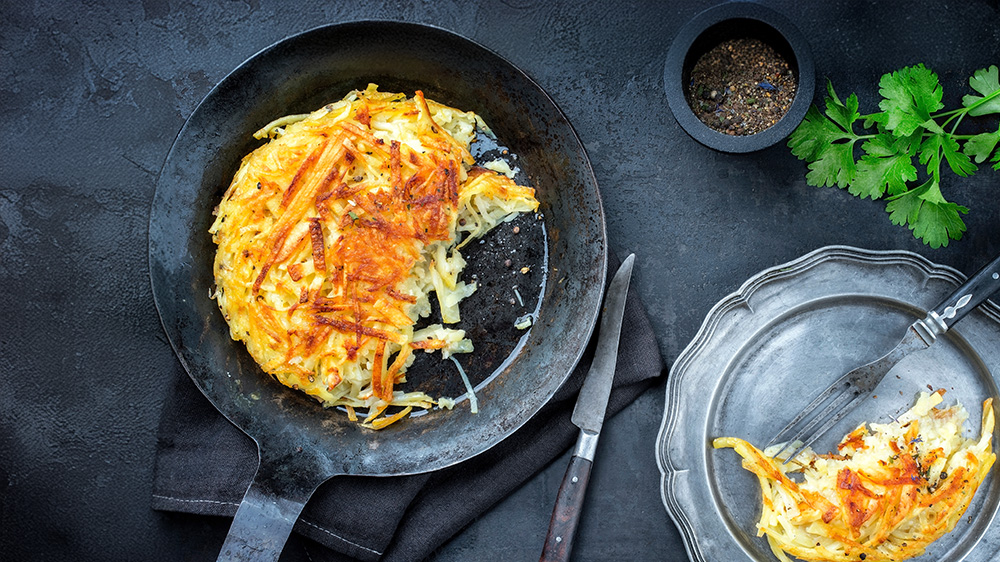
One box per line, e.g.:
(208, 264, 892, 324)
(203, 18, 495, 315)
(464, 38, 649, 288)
(151, 252, 664, 562)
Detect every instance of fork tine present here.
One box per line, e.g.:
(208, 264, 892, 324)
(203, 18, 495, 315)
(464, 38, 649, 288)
(769, 383, 856, 460)
(766, 324, 932, 465)
(765, 371, 852, 447)
(781, 390, 871, 464)
(783, 386, 856, 445)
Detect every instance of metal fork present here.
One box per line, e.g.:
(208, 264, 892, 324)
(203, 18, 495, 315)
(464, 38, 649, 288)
(767, 252, 1000, 463)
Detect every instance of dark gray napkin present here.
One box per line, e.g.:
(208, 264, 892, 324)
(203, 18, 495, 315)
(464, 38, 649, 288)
(151, 254, 664, 562)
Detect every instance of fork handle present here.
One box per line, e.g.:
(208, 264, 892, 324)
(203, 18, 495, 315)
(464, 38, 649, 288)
(926, 252, 1000, 334)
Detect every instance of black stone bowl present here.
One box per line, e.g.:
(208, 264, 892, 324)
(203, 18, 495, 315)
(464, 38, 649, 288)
(664, 1, 814, 153)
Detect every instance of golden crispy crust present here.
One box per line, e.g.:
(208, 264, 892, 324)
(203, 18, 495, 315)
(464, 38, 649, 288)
(714, 391, 995, 561)
(209, 85, 537, 426)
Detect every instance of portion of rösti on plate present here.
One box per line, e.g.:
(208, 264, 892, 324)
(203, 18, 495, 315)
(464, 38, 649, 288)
(716, 390, 995, 562)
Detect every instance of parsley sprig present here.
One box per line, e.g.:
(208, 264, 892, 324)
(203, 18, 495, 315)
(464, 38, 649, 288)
(788, 64, 1000, 248)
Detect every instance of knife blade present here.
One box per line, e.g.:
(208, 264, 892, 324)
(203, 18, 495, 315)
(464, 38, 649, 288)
(539, 253, 634, 562)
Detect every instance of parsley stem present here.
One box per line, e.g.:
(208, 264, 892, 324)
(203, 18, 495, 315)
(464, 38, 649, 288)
(949, 113, 966, 136)
(932, 108, 966, 119)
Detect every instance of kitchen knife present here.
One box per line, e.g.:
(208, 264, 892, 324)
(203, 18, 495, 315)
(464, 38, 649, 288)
(539, 253, 635, 562)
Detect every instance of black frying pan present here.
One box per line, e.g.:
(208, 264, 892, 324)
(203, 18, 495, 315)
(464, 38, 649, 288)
(148, 21, 607, 560)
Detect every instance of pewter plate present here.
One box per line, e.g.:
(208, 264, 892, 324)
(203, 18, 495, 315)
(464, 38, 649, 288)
(656, 245, 1000, 562)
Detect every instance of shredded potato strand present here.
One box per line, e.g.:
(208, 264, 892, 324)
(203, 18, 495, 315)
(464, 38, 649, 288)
(210, 85, 538, 428)
(715, 391, 995, 562)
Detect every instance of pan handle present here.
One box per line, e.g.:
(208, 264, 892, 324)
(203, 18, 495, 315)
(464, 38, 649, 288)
(216, 456, 328, 562)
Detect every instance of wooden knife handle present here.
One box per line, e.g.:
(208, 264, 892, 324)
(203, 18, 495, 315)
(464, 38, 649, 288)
(539, 454, 593, 562)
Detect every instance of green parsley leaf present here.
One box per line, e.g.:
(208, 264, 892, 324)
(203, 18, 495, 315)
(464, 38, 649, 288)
(919, 133, 976, 178)
(853, 134, 918, 199)
(920, 118, 946, 135)
(885, 179, 927, 228)
(963, 130, 1000, 163)
(787, 81, 863, 188)
(788, 105, 839, 162)
(885, 179, 968, 248)
(823, 79, 861, 131)
(910, 200, 968, 248)
(941, 135, 977, 177)
(878, 64, 944, 137)
(805, 144, 857, 188)
(789, 64, 997, 248)
(962, 65, 1000, 117)
(918, 134, 944, 176)
(863, 111, 887, 130)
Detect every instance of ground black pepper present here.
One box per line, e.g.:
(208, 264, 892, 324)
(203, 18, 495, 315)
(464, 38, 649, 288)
(685, 37, 797, 136)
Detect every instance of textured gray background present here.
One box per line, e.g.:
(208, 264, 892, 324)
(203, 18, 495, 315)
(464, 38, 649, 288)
(2, 0, 1000, 560)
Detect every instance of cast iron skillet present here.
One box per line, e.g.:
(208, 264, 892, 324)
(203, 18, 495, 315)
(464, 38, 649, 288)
(148, 21, 607, 561)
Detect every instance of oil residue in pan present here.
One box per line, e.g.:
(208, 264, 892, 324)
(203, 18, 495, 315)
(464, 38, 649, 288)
(402, 127, 548, 406)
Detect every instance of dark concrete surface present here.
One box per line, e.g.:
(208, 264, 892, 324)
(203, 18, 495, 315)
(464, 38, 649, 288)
(2, 1, 999, 561)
